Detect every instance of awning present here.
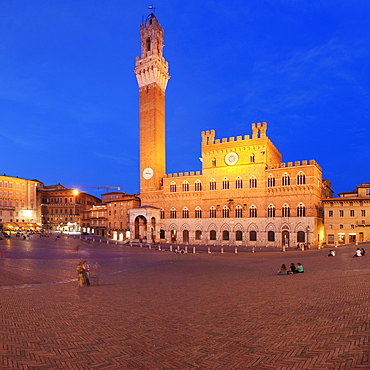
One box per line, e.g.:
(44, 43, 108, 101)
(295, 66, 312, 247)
(16, 223, 41, 229)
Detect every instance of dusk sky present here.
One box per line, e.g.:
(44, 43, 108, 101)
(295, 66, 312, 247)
(1, 1, 369, 197)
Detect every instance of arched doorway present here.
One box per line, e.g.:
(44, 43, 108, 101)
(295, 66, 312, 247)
(282, 230, 289, 247)
(183, 230, 189, 243)
(134, 216, 147, 241)
(171, 229, 177, 243)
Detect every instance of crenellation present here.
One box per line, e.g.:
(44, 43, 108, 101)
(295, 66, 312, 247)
(295, 161, 300, 166)
(237, 136, 242, 141)
(222, 138, 227, 143)
(288, 162, 293, 167)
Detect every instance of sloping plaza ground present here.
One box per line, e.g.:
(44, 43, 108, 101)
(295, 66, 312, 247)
(1, 236, 370, 369)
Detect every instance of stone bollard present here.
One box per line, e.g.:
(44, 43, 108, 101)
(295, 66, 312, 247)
(93, 238, 95, 242)
(99, 239, 102, 243)
(193, 247, 196, 254)
(301, 243, 304, 251)
(185, 246, 188, 253)
(140, 243, 142, 248)
(107, 240, 109, 244)
(169, 245, 173, 252)
(282, 245, 286, 252)
(252, 247, 255, 253)
(130, 243, 132, 247)
(158, 245, 161, 251)
(234, 247, 238, 254)
(208, 247, 211, 254)
(148, 244, 151, 249)
(221, 247, 224, 254)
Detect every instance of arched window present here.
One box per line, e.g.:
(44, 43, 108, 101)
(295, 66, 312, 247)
(222, 230, 229, 240)
(160, 208, 165, 219)
(222, 206, 230, 218)
(282, 204, 290, 217)
(170, 181, 177, 192)
(210, 230, 216, 240)
(297, 172, 306, 185)
(195, 179, 202, 191)
(236, 230, 243, 241)
(222, 177, 229, 190)
(170, 207, 176, 218)
(195, 230, 202, 240)
(268, 175, 275, 187)
(250, 176, 257, 188)
(282, 174, 290, 186)
(249, 230, 257, 241)
(235, 205, 243, 218)
(211, 158, 216, 167)
(268, 204, 275, 218)
(268, 230, 275, 242)
(195, 206, 202, 218)
(146, 37, 151, 51)
(182, 207, 189, 218)
(297, 203, 306, 217)
(210, 206, 217, 218)
(250, 205, 257, 218)
(210, 179, 216, 190)
(182, 181, 189, 192)
(236, 176, 243, 189)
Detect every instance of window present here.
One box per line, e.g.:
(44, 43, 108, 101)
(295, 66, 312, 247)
(236, 230, 243, 241)
(210, 206, 217, 218)
(339, 224, 344, 229)
(268, 176, 275, 187)
(170, 208, 176, 218)
(282, 204, 290, 217)
(250, 154, 255, 163)
(340, 210, 344, 217)
(160, 229, 165, 239)
(170, 181, 177, 192)
(222, 178, 230, 190)
(366, 189, 370, 195)
(210, 179, 216, 190)
(328, 234, 334, 244)
(297, 204, 306, 217)
(328, 210, 333, 217)
(195, 207, 202, 218)
(210, 230, 216, 240)
(250, 205, 257, 218)
(351, 224, 355, 229)
(235, 205, 243, 218)
(297, 231, 305, 243)
(182, 208, 189, 218)
(195, 230, 202, 240)
(222, 206, 230, 218)
(182, 181, 189, 192)
(195, 180, 202, 191)
(268, 205, 275, 218)
(297, 172, 306, 185)
(350, 210, 355, 217)
(282, 174, 290, 186)
(236, 177, 243, 189)
(211, 158, 216, 167)
(268, 231, 275, 242)
(362, 210, 366, 217)
(249, 230, 257, 241)
(250, 176, 257, 188)
(222, 230, 229, 241)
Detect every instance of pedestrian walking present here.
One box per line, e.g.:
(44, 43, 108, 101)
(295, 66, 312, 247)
(83, 261, 91, 286)
(77, 262, 84, 287)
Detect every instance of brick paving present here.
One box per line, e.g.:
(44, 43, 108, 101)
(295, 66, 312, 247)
(1, 236, 370, 369)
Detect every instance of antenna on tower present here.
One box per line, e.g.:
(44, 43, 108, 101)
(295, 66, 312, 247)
(148, 4, 156, 14)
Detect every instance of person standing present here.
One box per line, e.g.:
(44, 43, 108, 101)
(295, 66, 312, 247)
(77, 262, 84, 287)
(82, 261, 91, 286)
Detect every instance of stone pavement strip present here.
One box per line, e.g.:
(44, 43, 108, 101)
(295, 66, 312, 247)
(1, 237, 370, 369)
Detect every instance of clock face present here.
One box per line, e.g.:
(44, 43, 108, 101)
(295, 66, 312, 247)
(225, 152, 239, 166)
(142, 167, 154, 180)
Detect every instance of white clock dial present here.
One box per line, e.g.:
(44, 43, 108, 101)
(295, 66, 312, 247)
(142, 167, 154, 179)
(225, 152, 239, 166)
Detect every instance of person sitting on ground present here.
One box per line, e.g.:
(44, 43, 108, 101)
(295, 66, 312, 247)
(361, 248, 366, 256)
(328, 250, 336, 257)
(353, 248, 362, 257)
(297, 262, 304, 273)
(287, 263, 296, 274)
(278, 264, 287, 275)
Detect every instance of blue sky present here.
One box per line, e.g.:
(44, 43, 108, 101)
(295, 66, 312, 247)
(1, 1, 369, 197)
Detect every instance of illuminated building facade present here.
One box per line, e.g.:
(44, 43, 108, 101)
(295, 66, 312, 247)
(81, 204, 107, 236)
(0, 175, 39, 232)
(39, 183, 101, 232)
(323, 183, 370, 245)
(129, 14, 333, 248)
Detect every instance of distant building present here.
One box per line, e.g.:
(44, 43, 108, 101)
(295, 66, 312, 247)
(39, 183, 101, 233)
(81, 204, 107, 237)
(323, 183, 370, 245)
(129, 13, 333, 248)
(0, 174, 39, 233)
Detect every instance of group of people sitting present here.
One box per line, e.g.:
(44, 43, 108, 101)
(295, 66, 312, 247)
(278, 262, 304, 274)
(353, 248, 366, 257)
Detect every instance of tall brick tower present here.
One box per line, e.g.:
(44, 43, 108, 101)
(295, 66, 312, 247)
(135, 13, 170, 193)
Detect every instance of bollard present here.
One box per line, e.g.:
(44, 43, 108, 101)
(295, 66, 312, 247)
(148, 244, 151, 249)
(208, 247, 211, 254)
(170, 245, 173, 252)
(193, 246, 196, 254)
(234, 247, 238, 254)
(107, 240, 109, 244)
(93, 238, 95, 242)
(282, 245, 286, 252)
(158, 245, 161, 251)
(115, 241, 118, 245)
(185, 246, 188, 253)
(221, 247, 224, 254)
(99, 239, 101, 243)
(140, 243, 142, 248)
(130, 243, 132, 247)
(252, 247, 255, 253)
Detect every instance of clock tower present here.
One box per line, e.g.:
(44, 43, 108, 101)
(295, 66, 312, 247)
(135, 13, 170, 193)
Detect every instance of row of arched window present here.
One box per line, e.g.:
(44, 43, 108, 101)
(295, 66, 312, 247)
(169, 173, 306, 192)
(161, 204, 306, 219)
